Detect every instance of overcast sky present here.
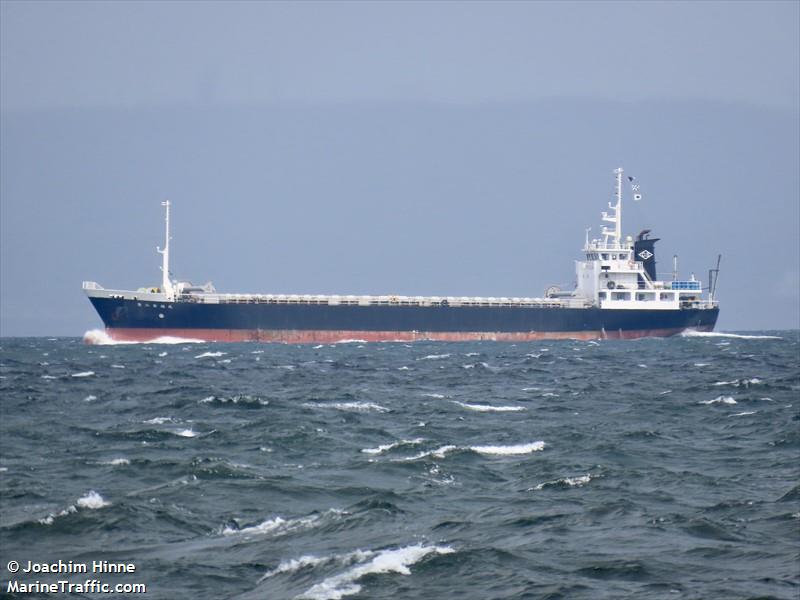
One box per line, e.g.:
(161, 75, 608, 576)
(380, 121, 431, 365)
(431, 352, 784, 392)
(1, 1, 798, 335)
(2, 0, 797, 110)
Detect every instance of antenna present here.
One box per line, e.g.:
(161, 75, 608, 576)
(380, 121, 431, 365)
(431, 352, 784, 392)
(156, 201, 175, 300)
(672, 255, 678, 281)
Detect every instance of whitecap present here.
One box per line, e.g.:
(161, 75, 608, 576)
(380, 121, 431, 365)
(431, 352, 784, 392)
(335, 339, 368, 344)
(77, 490, 110, 509)
(397, 366, 411, 371)
(100, 458, 130, 466)
(195, 351, 226, 359)
(299, 544, 454, 600)
(532, 473, 593, 490)
(361, 439, 424, 455)
(83, 394, 97, 401)
(730, 411, 757, 417)
(313, 345, 324, 349)
(173, 428, 199, 437)
(39, 505, 77, 525)
(398, 445, 459, 461)
(158, 351, 168, 357)
(418, 354, 450, 361)
(224, 509, 345, 538)
(452, 401, 525, 412)
(422, 393, 445, 399)
(303, 401, 389, 413)
(470, 441, 545, 456)
(71, 371, 95, 378)
(694, 363, 711, 367)
(714, 378, 763, 387)
(144, 417, 174, 424)
(259, 551, 373, 582)
(260, 555, 329, 580)
(699, 396, 737, 405)
(111, 364, 125, 369)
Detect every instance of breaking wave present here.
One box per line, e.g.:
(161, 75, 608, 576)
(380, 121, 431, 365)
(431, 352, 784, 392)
(399, 441, 545, 461)
(298, 544, 455, 600)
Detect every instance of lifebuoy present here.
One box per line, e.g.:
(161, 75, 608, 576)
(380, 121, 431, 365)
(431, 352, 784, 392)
(607, 281, 616, 290)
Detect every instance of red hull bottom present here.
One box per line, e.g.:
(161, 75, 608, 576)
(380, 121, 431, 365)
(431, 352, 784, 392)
(90, 326, 714, 344)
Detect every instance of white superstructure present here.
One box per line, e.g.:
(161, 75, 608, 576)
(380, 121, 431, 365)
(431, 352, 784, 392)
(573, 168, 715, 311)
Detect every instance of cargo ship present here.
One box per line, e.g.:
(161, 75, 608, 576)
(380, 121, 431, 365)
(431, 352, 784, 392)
(83, 168, 719, 343)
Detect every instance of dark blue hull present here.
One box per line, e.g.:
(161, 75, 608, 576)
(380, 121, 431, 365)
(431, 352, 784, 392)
(88, 296, 720, 342)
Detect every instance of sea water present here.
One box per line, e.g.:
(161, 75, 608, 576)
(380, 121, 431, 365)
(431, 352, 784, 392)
(1, 331, 798, 599)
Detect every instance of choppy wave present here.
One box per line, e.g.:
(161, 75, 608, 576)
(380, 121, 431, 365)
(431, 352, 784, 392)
(3, 334, 797, 600)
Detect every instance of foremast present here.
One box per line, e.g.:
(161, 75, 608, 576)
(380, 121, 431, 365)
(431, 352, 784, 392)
(156, 201, 175, 301)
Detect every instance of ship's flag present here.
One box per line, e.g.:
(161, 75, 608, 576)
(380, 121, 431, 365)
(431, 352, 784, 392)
(628, 175, 643, 201)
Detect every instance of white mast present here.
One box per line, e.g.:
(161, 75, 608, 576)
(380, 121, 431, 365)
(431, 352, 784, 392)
(601, 167, 624, 249)
(156, 201, 175, 300)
